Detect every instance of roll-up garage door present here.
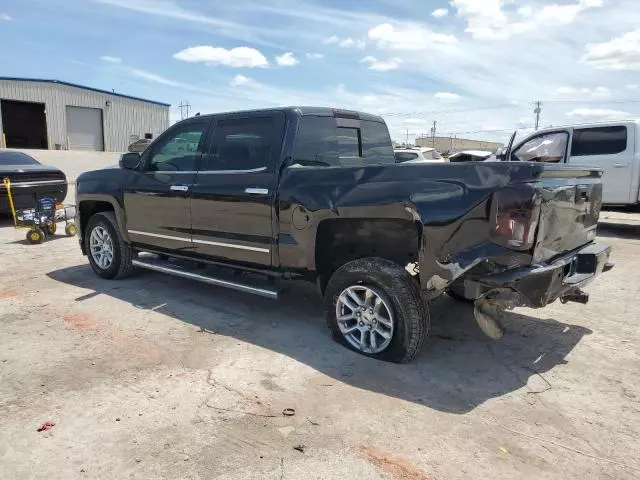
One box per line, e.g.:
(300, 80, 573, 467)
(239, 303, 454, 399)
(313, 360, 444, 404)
(66, 106, 104, 151)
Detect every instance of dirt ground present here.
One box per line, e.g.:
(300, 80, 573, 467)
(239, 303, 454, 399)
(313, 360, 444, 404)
(1, 151, 640, 479)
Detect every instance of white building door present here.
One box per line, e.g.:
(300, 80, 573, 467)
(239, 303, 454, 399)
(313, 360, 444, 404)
(66, 106, 104, 151)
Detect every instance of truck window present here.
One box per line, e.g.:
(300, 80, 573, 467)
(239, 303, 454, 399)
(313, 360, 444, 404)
(203, 117, 276, 171)
(292, 116, 394, 167)
(291, 116, 339, 167)
(337, 127, 361, 157)
(362, 120, 395, 163)
(512, 132, 568, 163)
(571, 126, 627, 156)
(147, 123, 206, 172)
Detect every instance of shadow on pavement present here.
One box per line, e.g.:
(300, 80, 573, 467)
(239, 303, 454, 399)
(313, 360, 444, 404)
(47, 264, 592, 414)
(597, 222, 640, 239)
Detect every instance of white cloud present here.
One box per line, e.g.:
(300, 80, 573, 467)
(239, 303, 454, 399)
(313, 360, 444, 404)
(433, 92, 462, 103)
(368, 22, 457, 50)
(592, 86, 611, 97)
(100, 55, 122, 63)
(130, 69, 182, 87)
(518, 6, 533, 17)
(555, 86, 578, 95)
(174, 46, 269, 68)
(275, 52, 299, 67)
(627, 84, 639, 90)
(451, 0, 603, 40)
(105, 0, 640, 144)
(360, 56, 402, 71)
(431, 8, 448, 18)
(404, 118, 426, 124)
(96, 0, 291, 48)
(339, 37, 366, 49)
(306, 53, 324, 59)
(0, 13, 11, 20)
(324, 35, 366, 48)
(229, 74, 263, 88)
(583, 29, 640, 70)
(566, 108, 630, 118)
(554, 85, 610, 97)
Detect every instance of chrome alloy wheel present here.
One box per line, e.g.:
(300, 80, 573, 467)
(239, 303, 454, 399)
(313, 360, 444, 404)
(335, 285, 394, 354)
(89, 226, 114, 270)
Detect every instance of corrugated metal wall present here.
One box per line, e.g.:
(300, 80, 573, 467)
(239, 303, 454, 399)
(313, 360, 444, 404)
(0, 79, 169, 151)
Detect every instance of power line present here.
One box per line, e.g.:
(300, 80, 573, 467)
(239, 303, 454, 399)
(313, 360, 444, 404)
(380, 99, 640, 119)
(179, 100, 191, 120)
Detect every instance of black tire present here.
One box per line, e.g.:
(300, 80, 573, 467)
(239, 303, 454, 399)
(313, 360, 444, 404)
(85, 211, 134, 280)
(45, 223, 57, 235)
(324, 257, 429, 363)
(26, 228, 45, 244)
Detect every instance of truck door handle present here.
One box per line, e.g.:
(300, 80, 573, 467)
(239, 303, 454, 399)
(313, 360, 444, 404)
(245, 188, 269, 195)
(169, 185, 189, 192)
(613, 163, 629, 168)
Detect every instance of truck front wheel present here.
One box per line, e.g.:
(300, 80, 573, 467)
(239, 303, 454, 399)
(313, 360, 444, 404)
(85, 211, 134, 280)
(324, 258, 429, 363)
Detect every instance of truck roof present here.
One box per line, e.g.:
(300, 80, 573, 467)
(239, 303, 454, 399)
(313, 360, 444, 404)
(192, 106, 385, 123)
(534, 119, 640, 134)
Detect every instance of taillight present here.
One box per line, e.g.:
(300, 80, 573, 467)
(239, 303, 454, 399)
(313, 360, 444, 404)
(490, 186, 541, 251)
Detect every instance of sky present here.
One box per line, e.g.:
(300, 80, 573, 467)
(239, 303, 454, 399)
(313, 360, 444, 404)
(1, 0, 640, 143)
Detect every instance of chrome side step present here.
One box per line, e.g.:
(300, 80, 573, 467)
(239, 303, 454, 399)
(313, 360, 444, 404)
(132, 256, 280, 300)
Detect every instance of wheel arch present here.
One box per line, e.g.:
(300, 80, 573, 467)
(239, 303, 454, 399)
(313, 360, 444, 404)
(314, 217, 422, 294)
(78, 194, 129, 245)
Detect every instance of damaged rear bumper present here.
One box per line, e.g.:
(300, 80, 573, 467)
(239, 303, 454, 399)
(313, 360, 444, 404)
(464, 242, 613, 309)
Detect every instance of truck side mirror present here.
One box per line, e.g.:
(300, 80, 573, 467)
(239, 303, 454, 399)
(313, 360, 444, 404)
(495, 147, 505, 160)
(120, 152, 141, 170)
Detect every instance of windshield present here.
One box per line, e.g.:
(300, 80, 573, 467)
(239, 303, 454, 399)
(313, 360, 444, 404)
(0, 151, 41, 166)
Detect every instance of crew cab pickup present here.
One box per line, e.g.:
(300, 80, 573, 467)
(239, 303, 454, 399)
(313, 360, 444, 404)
(75, 107, 613, 363)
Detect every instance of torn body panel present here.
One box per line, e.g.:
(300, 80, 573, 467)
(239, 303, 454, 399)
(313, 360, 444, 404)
(278, 161, 609, 306)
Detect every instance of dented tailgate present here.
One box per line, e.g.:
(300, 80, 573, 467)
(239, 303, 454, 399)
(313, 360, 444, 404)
(532, 167, 603, 263)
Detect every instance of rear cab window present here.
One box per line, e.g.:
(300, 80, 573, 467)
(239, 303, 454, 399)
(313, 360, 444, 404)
(570, 126, 628, 156)
(292, 115, 394, 167)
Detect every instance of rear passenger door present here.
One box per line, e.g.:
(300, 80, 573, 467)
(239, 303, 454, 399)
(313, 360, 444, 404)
(567, 125, 634, 204)
(190, 112, 285, 266)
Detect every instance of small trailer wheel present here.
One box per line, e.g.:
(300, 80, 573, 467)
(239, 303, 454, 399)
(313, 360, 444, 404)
(65, 223, 77, 237)
(26, 228, 45, 244)
(45, 223, 57, 235)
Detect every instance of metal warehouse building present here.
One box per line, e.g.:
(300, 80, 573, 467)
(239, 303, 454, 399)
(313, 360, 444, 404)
(0, 78, 170, 152)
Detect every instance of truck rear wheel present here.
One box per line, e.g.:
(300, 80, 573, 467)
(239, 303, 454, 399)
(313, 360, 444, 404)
(85, 211, 134, 280)
(324, 258, 429, 363)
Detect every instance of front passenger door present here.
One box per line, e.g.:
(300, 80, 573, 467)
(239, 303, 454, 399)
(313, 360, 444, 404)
(124, 119, 209, 251)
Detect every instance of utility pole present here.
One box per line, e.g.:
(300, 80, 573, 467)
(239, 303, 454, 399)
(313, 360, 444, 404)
(179, 101, 191, 120)
(534, 101, 542, 130)
(406, 129, 409, 146)
(430, 121, 437, 148)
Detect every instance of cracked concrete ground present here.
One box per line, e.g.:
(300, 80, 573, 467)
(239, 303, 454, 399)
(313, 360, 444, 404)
(1, 217, 638, 480)
(0, 150, 639, 479)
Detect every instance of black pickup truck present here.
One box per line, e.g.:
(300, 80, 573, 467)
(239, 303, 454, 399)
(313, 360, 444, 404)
(75, 107, 612, 363)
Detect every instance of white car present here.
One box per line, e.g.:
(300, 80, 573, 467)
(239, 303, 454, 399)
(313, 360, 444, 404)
(394, 148, 445, 163)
